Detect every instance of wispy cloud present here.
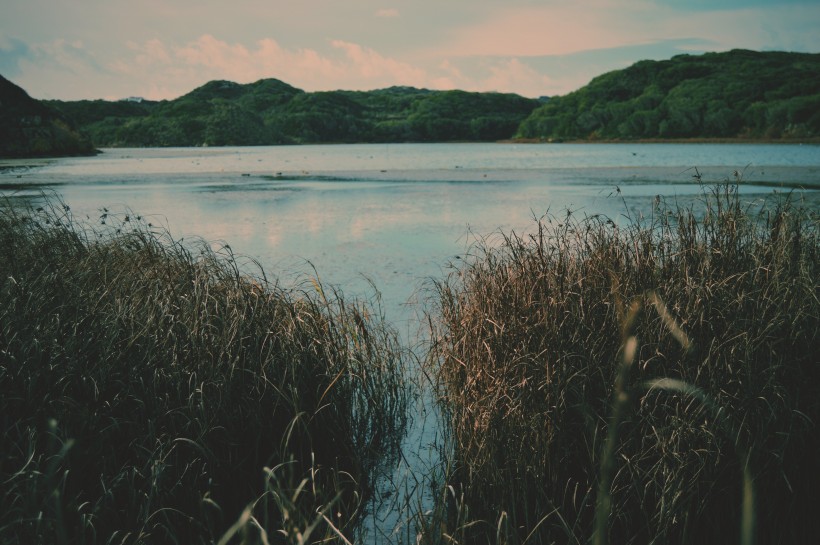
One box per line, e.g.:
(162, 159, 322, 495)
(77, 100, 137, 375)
(0, 36, 32, 77)
(7, 38, 119, 99)
(3, 0, 817, 101)
(375, 8, 400, 18)
(31, 39, 105, 74)
(429, 57, 555, 97)
(106, 35, 441, 98)
(431, 0, 820, 58)
(330, 40, 426, 86)
(112, 35, 569, 98)
(433, 2, 650, 58)
(482, 59, 554, 96)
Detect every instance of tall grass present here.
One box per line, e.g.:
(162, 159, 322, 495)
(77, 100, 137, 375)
(0, 198, 408, 544)
(424, 181, 820, 544)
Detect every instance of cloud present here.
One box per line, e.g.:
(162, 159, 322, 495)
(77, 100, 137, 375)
(375, 8, 400, 18)
(3, 0, 820, 102)
(7, 38, 118, 99)
(427, 57, 554, 97)
(0, 36, 32, 77)
(109, 35, 343, 98)
(431, 0, 820, 58)
(646, 3, 820, 52)
(107, 35, 448, 98)
(7, 0, 818, 102)
(482, 59, 554, 96)
(330, 40, 427, 87)
(123, 35, 586, 99)
(6, 31, 703, 102)
(131, 39, 172, 66)
(29, 39, 104, 74)
(434, 2, 650, 58)
(654, 0, 812, 10)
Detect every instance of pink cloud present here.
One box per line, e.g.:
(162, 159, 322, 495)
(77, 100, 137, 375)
(115, 35, 347, 94)
(118, 35, 446, 95)
(437, 3, 645, 58)
(483, 58, 553, 96)
(128, 38, 171, 67)
(330, 40, 427, 86)
(375, 8, 400, 18)
(109, 34, 569, 99)
(430, 57, 556, 97)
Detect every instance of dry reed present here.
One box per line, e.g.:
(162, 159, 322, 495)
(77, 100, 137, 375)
(423, 180, 819, 544)
(0, 197, 408, 544)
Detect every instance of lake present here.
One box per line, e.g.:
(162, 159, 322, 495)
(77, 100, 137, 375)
(2, 142, 819, 539)
(3, 142, 819, 328)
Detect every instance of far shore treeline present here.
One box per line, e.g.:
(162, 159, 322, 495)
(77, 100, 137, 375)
(1, 49, 819, 157)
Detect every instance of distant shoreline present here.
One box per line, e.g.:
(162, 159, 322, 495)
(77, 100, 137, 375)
(4, 139, 819, 161)
(501, 137, 820, 145)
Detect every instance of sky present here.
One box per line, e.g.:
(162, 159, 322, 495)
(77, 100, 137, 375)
(1, 0, 818, 101)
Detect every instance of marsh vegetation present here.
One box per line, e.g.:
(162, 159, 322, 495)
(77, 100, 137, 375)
(0, 201, 408, 544)
(1, 174, 818, 544)
(423, 179, 819, 544)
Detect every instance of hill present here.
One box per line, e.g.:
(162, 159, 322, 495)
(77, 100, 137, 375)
(48, 80, 541, 147)
(0, 75, 96, 158)
(14, 49, 820, 148)
(516, 49, 820, 141)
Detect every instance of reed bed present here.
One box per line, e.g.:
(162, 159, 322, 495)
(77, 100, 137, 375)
(0, 198, 408, 544)
(424, 181, 820, 544)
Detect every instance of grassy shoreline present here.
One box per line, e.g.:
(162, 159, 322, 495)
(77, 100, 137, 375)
(0, 200, 408, 544)
(2, 177, 819, 544)
(423, 180, 819, 544)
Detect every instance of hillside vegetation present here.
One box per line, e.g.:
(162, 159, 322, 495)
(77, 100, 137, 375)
(517, 49, 820, 141)
(5, 49, 819, 151)
(48, 82, 541, 147)
(0, 75, 95, 158)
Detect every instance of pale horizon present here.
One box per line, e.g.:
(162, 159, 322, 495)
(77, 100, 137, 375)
(1, 0, 818, 102)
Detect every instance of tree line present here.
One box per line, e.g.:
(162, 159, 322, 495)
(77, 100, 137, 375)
(517, 49, 820, 141)
(3, 49, 818, 155)
(47, 80, 541, 147)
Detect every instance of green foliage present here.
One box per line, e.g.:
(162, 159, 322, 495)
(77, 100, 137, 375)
(8, 50, 820, 149)
(48, 79, 541, 147)
(0, 75, 96, 158)
(518, 49, 820, 140)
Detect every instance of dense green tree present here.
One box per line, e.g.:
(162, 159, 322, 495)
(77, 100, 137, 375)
(517, 49, 820, 140)
(43, 79, 540, 147)
(23, 50, 819, 148)
(203, 102, 266, 146)
(0, 75, 95, 157)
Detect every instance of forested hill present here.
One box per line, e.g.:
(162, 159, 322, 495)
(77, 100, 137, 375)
(47, 81, 541, 147)
(9, 49, 819, 150)
(0, 75, 95, 158)
(517, 49, 820, 141)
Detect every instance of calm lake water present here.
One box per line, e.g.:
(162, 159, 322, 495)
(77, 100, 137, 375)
(3, 142, 819, 326)
(2, 142, 819, 539)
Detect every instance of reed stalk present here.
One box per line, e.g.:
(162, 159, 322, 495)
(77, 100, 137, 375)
(0, 197, 408, 544)
(424, 180, 819, 544)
